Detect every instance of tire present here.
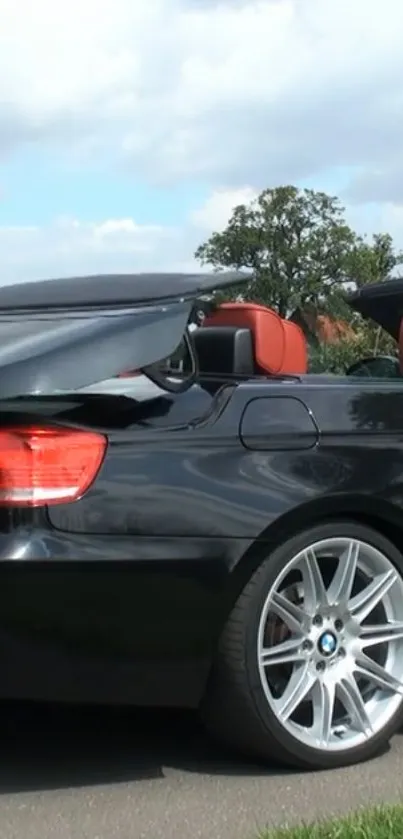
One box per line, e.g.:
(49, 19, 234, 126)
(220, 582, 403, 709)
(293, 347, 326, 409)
(202, 520, 403, 770)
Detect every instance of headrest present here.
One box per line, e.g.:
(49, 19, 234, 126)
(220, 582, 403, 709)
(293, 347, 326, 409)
(203, 302, 307, 375)
(282, 320, 308, 375)
(193, 325, 254, 377)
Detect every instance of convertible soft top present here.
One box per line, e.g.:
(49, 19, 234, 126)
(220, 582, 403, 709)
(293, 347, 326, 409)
(348, 277, 403, 339)
(0, 272, 249, 398)
(0, 271, 248, 313)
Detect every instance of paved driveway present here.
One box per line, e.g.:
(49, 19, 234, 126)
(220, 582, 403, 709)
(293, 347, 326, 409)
(1, 703, 403, 839)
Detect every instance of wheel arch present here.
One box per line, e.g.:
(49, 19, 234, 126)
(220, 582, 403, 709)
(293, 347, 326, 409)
(203, 496, 403, 769)
(223, 493, 403, 620)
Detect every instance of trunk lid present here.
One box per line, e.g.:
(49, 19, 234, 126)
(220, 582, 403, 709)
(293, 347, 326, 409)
(0, 272, 247, 398)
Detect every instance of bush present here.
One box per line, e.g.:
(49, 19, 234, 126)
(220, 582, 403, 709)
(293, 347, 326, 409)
(309, 324, 396, 375)
(309, 340, 371, 374)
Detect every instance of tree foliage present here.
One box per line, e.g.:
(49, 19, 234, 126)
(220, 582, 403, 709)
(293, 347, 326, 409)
(350, 233, 403, 288)
(196, 186, 359, 317)
(309, 334, 396, 375)
(195, 186, 403, 371)
(196, 187, 403, 313)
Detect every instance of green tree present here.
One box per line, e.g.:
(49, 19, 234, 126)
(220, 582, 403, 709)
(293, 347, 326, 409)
(350, 232, 403, 289)
(195, 185, 403, 373)
(309, 332, 396, 375)
(337, 233, 403, 359)
(195, 186, 358, 317)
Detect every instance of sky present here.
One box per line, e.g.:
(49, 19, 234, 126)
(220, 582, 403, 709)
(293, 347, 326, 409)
(1, 0, 403, 284)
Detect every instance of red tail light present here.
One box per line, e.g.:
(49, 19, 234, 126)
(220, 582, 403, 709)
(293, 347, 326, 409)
(0, 426, 107, 507)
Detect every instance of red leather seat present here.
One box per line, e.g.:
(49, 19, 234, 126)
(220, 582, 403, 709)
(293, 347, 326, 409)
(282, 319, 308, 374)
(203, 302, 307, 375)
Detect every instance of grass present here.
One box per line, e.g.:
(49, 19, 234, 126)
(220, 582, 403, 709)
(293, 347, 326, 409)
(259, 804, 403, 839)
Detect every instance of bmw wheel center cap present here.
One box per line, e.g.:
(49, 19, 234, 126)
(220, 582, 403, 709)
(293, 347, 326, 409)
(318, 631, 338, 657)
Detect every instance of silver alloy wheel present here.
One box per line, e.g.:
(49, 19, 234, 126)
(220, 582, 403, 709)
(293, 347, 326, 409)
(257, 537, 403, 753)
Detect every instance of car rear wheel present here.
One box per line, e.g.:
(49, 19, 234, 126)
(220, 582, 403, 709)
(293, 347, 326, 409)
(203, 521, 403, 770)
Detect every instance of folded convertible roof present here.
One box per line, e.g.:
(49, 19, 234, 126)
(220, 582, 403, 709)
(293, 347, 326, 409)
(0, 271, 250, 313)
(0, 272, 251, 398)
(348, 277, 403, 339)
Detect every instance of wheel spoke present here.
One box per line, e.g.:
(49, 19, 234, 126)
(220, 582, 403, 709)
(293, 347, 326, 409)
(299, 548, 328, 612)
(349, 569, 397, 623)
(258, 535, 403, 755)
(355, 653, 403, 695)
(260, 637, 302, 667)
(360, 621, 403, 647)
(270, 591, 308, 634)
(312, 679, 335, 747)
(275, 663, 316, 721)
(337, 673, 373, 738)
(327, 540, 359, 607)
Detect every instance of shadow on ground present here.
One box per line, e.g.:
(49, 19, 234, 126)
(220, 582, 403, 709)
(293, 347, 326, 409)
(0, 702, 293, 794)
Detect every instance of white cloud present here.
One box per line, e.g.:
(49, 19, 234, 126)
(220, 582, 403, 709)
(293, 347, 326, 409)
(3, 186, 403, 286)
(1, 0, 403, 190)
(190, 187, 258, 230)
(0, 187, 260, 282)
(0, 216, 185, 283)
(2, 0, 403, 279)
(369, 204, 403, 249)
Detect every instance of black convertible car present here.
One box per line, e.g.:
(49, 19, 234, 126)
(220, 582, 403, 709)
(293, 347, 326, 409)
(0, 271, 403, 772)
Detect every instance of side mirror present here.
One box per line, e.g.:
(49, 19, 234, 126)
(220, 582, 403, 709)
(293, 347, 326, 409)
(346, 355, 401, 379)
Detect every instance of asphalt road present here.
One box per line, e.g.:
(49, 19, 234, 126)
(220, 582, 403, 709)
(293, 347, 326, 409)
(0, 703, 402, 839)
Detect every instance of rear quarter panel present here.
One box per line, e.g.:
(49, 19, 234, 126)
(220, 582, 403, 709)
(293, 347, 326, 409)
(2, 378, 403, 707)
